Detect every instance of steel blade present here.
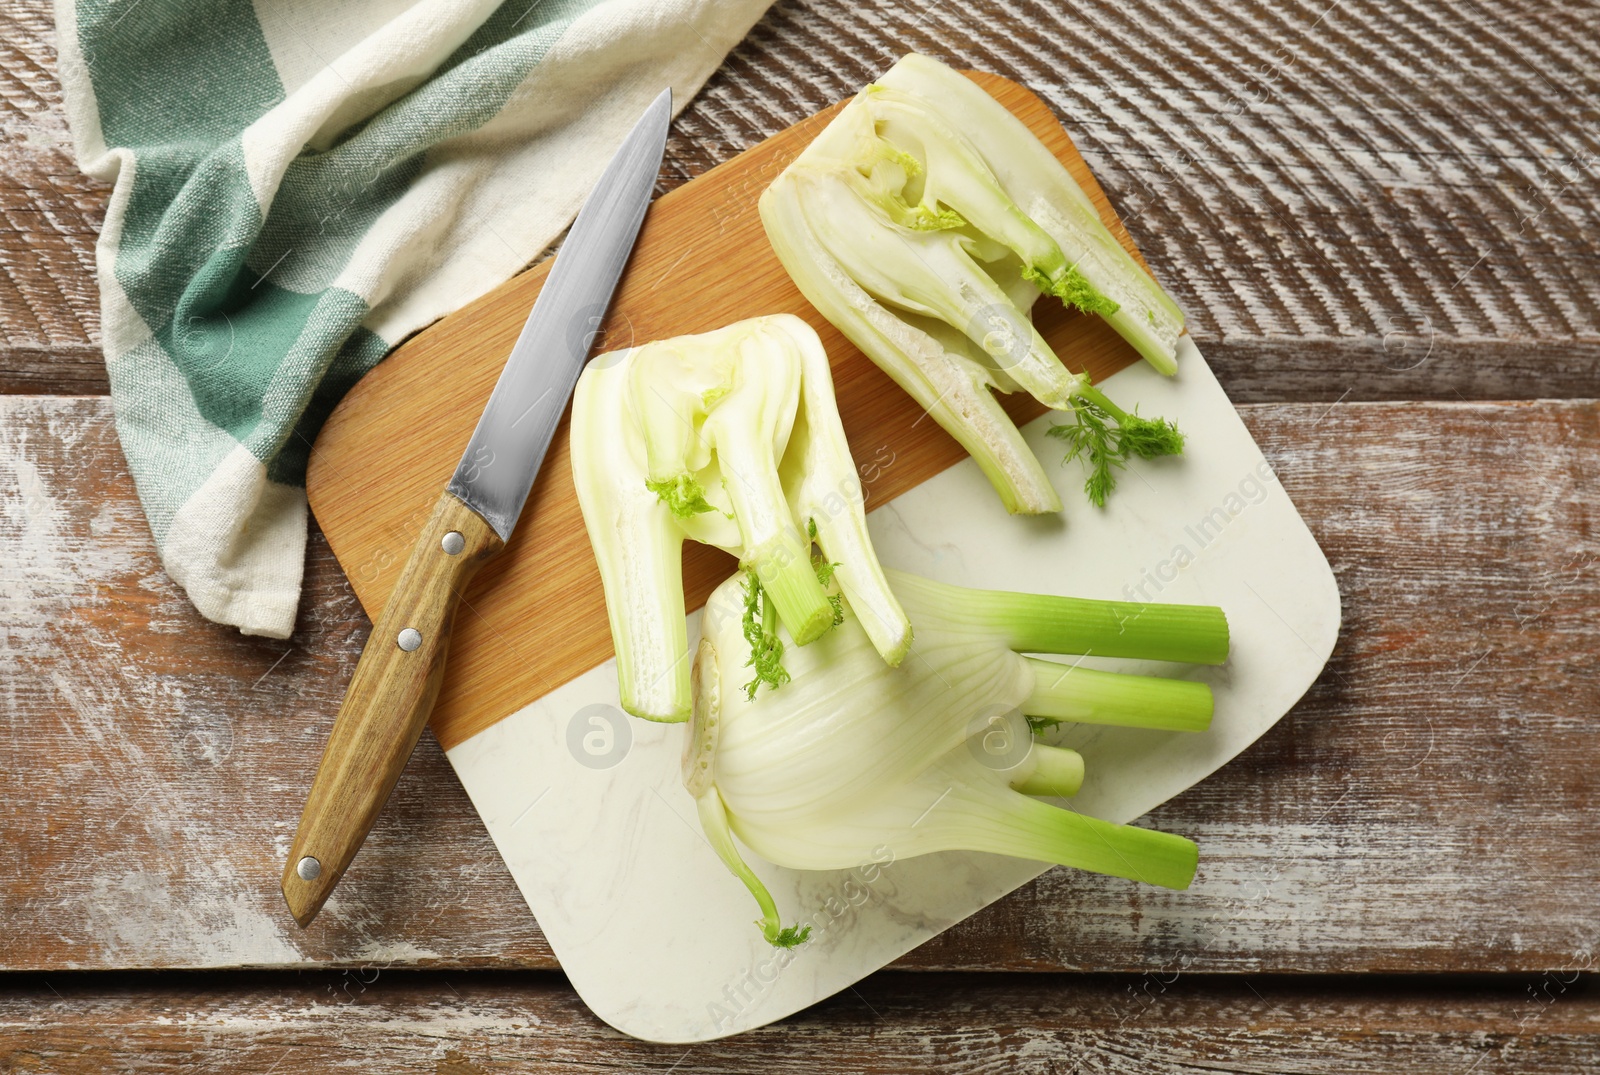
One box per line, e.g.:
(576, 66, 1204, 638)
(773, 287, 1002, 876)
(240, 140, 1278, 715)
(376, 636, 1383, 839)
(447, 88, 671, 539)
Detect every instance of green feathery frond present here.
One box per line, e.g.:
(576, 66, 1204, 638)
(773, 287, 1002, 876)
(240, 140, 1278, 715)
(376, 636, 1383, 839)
(814, 555, 845, 627)
(1047, 385, 1183, 508)
(741, 569, 790, 700)
(1024, 263, 1121, 317)
(897, 203, 967, 231)
(646, 474, 717, 519)
(1118, 411, 1186, 460)
(766, 922, 813, 948)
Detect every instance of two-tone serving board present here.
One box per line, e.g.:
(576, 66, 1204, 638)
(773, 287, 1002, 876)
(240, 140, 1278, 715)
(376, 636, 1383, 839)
(306, 73, 1339, 1042)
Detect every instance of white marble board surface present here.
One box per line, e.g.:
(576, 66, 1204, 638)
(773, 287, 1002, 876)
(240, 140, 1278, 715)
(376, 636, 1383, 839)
(446, 340, 1342, 1041)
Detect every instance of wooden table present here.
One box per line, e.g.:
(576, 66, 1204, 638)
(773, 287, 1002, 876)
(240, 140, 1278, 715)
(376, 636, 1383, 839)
(3, 0, 1597, 1068)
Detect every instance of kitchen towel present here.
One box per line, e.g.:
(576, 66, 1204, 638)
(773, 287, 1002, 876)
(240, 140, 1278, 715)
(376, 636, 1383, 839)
(54, 0, 772, 638)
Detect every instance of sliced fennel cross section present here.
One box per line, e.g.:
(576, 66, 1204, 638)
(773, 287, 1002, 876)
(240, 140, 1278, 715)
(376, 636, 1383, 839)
(760, 53, 1188, 514)
(683, 568, 1230, 947)
(571, 314, 912, 723)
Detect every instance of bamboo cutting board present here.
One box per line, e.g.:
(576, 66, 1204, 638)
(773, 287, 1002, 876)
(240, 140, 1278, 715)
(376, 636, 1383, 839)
(307, 72, 1150, 752)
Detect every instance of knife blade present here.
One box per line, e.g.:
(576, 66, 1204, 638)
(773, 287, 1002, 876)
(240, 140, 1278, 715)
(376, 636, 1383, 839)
(282, 88, 673, 927)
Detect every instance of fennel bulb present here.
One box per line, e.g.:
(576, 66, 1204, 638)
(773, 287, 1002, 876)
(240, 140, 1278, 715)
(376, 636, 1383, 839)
(760, 53, 1187, 514)
(571, 314, 911, 722)
(684, 568, 1229, 946)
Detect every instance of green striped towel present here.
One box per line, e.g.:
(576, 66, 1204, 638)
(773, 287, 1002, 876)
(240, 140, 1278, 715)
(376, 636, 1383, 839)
(55, 0, 771, 638)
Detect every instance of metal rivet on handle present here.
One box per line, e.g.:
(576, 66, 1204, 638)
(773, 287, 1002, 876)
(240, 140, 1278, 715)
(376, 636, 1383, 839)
(397, 628, 422, 652)
(296, 856, 321, 881)
(441, 531, 465, 555)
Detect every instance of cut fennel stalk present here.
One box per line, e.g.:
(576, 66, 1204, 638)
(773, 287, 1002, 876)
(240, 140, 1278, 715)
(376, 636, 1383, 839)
(683, 568, 1229, 947)
(760, 53, 1188, 513)
(570, 314, 911, 722)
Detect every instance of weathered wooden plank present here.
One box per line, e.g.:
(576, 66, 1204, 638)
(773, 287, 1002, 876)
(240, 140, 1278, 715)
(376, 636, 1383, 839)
(0, 1, 106, 394)
(687, 0, 1600, 379)
(4, 0, 1598, 398)
(2, 395, 1596, 973)
(1168, 337, 1600, 407)
(2, 972, 1597, 1071)
(0, 398, 519, 972)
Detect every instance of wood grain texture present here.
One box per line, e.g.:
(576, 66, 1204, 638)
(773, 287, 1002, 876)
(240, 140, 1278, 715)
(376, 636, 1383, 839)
(283, 492, 503, 928)
(4, 395, 1595, 974)
(4, 0, 1597, 399)
(2, 972, 1597, 1072)
(308, 72, 1148, 752)
(0, 0, 107, 395)
(679, 0, 1600, 402)
(6, 0, 1598, 1059)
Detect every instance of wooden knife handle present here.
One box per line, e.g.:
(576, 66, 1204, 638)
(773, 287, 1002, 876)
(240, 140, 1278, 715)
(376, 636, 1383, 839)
(282, 490, 504, 926)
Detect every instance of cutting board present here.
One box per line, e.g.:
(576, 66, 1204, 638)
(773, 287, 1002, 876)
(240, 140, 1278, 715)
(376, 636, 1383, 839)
(307, 73, 1341, 1042)
(308, 72, 1149, 754)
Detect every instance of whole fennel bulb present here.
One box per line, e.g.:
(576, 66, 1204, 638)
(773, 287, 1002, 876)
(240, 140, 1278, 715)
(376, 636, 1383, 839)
(683, 568, 1229, 946)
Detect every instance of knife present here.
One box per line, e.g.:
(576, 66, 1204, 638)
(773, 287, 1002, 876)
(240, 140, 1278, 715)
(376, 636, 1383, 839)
(282, 88, 673, 927)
